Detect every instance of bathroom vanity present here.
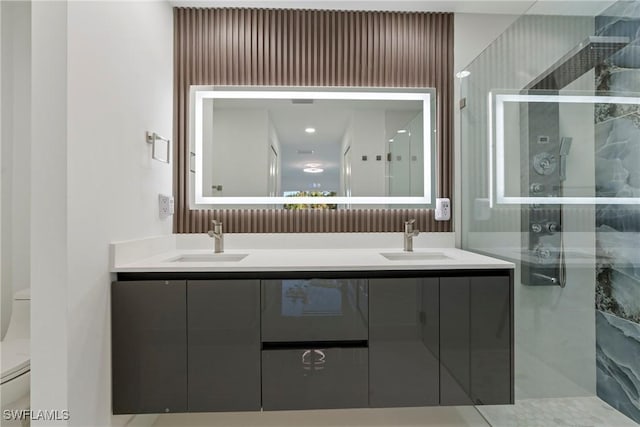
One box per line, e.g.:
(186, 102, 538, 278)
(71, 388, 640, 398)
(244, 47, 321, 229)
(110, 241, 514, 415)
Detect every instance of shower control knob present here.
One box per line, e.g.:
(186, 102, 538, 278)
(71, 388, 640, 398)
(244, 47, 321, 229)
(538, 248, 551, 259)
(530, 183, 545, 193)
(545, 222, 559, 233)
(533, 244, 554, 264)
(533, 152, 557, 176)
(531, 221, 560, 234)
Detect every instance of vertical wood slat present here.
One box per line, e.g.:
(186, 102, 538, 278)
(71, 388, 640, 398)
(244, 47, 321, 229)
(174, 8, 453, 233)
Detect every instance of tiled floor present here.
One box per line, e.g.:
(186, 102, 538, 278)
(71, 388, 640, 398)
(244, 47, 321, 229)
(153, 406, 489, 427)
(478, 396, 638, 427)
(513, 345, 595, 400)
(151, 397, 639, 427)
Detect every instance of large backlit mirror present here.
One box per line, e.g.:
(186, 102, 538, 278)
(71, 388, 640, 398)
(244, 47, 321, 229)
(190, 86, 436, 208)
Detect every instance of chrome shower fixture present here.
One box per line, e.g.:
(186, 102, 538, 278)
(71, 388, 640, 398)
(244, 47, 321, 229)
(526, 36, 629, 90)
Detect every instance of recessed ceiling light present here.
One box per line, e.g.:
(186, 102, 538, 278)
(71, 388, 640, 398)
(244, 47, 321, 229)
(305, 127, 316, 134)
(303, 167, 324, 174)
(388, 138, 394, 143)
(456, 70, 471, 78)
(397, 129, 407, 134)
(305, 163, 321, 168)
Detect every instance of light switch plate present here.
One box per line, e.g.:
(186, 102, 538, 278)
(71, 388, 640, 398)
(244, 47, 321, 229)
(435, 198, 451, 221)
(159, 194, 174, 219)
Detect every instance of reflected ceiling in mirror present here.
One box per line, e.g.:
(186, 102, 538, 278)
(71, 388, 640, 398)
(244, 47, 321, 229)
(190, 86, 436, 208)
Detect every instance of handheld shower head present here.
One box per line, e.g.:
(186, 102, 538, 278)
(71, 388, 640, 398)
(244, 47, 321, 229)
(559, 137, 573, 182)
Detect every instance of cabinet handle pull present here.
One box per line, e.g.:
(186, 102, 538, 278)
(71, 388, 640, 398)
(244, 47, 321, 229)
(301, 349, 311, 369)
(301, 349, 326, 371)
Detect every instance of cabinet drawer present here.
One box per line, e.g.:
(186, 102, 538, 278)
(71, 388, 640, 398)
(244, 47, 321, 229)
(262, 347, 368, 410)
(261, 279, 368, 342)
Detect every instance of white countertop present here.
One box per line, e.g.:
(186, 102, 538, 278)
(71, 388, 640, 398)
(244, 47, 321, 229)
(111, 235, 514, 272)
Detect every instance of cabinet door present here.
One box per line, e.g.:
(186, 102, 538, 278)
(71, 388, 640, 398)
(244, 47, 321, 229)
(112, 280, 187, 414)
(440, 275, 512, 406)
(369, 278, 439, 407)
(470, 275, 512, 405)
(439, 277, 473, 405)
(187, 280, 261, 412)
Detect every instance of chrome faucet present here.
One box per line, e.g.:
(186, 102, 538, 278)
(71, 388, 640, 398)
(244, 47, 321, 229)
(404, 219, 419, 252)
(208, 220, 224, 253)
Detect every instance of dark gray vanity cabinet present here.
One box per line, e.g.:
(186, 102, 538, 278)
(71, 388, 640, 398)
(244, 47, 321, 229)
(112, 269, 513, 414)
(111, 281, 187, 414)
(369, 278, 440, 407)
(440, 275, 512, 406)
(187, 280, 261, 412)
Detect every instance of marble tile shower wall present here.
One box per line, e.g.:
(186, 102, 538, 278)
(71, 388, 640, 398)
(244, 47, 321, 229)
(595, 1, 640, 423)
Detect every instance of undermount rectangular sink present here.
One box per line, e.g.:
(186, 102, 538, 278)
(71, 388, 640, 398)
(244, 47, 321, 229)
(380, 252, 450, 261)
(169, 253, 249, 263)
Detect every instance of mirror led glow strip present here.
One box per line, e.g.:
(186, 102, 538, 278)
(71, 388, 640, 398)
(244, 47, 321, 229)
(494, 93, 640, 205)
(193, 88, 433, 205)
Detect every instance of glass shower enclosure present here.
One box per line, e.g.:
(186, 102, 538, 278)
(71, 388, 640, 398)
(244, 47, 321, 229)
(460, 2, 640, 425)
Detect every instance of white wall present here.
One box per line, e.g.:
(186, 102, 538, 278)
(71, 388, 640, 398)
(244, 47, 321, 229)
(339, 119, 353, 197)
(453, 13, 520, 242)
(560, 71, 596, 199)
(454, 13, 521, 78)
(0, 0, 4, 340)
(202, 99, 215, 197)
(66, 2, 174, 424)
(210, 108, 269, 196)
(349, 110, 387, 197)
(385, 109, 422, 197)
(30, 1, 174, 425)
(30, 1, 69, 424)
(267, 115, 282, 196)
(1, 0, 31, 339)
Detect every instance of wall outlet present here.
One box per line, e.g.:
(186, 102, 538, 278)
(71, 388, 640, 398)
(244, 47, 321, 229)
(159, 194, 174, 219)
(435, 198, 451, 221)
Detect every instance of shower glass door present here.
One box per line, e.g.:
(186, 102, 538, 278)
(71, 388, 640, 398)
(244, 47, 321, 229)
(460, 4, 640, 425)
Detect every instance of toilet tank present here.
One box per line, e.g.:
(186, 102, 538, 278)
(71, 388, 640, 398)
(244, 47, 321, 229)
(3, 289, 30, 341)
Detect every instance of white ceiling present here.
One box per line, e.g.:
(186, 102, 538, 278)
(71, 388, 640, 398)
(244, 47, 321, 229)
(170, 0, 615, 17)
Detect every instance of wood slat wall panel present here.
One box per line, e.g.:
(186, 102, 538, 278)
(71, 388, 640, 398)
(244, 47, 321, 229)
(174, 7, 453, 233)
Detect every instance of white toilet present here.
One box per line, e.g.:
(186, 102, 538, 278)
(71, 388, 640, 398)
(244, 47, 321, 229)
(1, 288, 31, 412)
